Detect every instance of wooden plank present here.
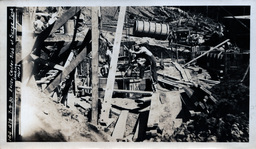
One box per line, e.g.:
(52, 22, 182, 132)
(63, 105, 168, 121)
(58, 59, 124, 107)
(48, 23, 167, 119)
(184, 69, 192, 80)
(157, 72, 180, 81)
(50, 7, 81, 35)
(209, 95, 218, 104)
(91, 7, 100, 125)
(78, 86, 153, 95)
(180, 92, 195, 110)
(133, 111, 149, 141)
(58, 42, 76, 57)
(198, 101, 206, 110)
(133, 118, 140, 141)
(74, 100, 91, 110)
(44, 31, 91, 95)
(136, 97, 152, 103)
(158, 78, 182, 89)
(112, 110, 129, 140)
(187, 66, 200, 72)
(189, 110, 201, 117)
(109, 89, 152, 95)
(183, 86, 194, 98)
(58, 28, 91, 57)
(158, 73, 193, 86)
(200, 86, 212, 95)
(198, 80, 212, 89)
(147, 93, 160, 128)
(81, 96, 91, 103)
(172, 62, 189, 82)
(183, 86, 200, 107)
(99, 6, 127, 124)
(138, 106, 150, 112)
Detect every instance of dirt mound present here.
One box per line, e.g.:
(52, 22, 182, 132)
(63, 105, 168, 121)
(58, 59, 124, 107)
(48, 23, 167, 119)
(20, 85, 112, 142)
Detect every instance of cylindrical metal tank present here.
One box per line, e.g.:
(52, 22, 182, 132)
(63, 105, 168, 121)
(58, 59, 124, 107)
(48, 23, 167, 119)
(133, 20, 169, 39)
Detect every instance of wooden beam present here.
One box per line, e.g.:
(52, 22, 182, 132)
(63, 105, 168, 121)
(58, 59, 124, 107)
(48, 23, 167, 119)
(63, 51, 75, 68)
(158, 78, 182, 89)
(28, 7, 81, 60)
(91, 7, 100, 125)
(44, 30, 91, 95)
(183, 39, 230, 67)
(74, 99, 91, 110)
(184, 69, 192, 81)
(199, 86, 212, 95)
(172, 62, 189, 82)
(77, 85, 153, 95)
(107, 89, 152, 95)
(147, 93, 161, 128)
(180, 92, 195, 110)
(99, 6, 127, 124)
(209, 95, 218, 104)
(157, 72, 180, 81)
(199, 78, 220, 84)
(112, 110, 129, 140)
(58, 27, 91, 58)
(50, 7, 81, 35)
(58, 42, 77, 57)
(133, 111, 149, 141)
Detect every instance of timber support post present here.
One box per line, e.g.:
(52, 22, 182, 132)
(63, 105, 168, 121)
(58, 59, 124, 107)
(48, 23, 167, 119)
(91, 7, 100, 125)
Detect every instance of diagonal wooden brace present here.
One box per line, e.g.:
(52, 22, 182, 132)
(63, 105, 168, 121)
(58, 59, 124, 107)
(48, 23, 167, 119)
(99, 6, 127, 125)
(44, 29, 91, 95)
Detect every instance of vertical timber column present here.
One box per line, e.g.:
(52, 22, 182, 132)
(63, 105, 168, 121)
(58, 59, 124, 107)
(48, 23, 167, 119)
(91, 7, 100, 125)
(100, 6, 126, 124)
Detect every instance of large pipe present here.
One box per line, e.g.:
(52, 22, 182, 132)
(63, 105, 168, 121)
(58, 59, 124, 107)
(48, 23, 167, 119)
(133, 20, 169, 39)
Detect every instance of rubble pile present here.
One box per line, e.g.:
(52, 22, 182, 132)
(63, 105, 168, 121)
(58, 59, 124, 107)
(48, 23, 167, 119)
(167, 80, 249, 142)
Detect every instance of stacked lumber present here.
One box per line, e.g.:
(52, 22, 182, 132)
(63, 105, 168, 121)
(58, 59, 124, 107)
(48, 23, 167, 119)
(172, 62, 192, 82)
(182, 85, 218, 117)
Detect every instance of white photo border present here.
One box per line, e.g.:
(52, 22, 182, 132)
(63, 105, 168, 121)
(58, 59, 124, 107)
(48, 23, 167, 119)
(0, 0, 255, 148)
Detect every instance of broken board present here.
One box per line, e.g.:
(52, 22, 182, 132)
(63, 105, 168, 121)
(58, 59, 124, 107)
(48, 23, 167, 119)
(172, 62, 189, 82)
(112, 110, 129, 140)
(147, 93, 161, 128)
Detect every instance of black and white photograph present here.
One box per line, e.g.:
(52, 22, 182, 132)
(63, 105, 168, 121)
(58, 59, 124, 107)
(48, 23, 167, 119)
(1, 0, 256, 148)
